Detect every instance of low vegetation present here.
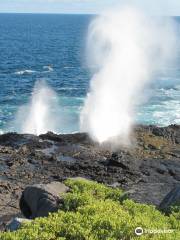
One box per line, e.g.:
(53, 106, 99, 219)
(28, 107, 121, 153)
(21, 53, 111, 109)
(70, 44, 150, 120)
(0, 178, 179, 240)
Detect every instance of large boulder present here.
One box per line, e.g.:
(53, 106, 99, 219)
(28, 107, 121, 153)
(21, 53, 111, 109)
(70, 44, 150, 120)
(20, 182, 69, 219)
(159, 185, 180, 213)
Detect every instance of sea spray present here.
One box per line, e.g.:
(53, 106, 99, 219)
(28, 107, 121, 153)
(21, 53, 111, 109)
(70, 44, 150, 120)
(17, 80, 59, 135)
(80, 7, 177, 144)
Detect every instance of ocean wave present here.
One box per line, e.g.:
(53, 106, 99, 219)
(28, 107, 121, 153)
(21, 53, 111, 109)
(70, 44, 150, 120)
(15, 70, 36, 75)
(43, 65, 53, 72)
(159, 87, 177, 91)
(63, 66, 75, 69)
(59, 87, 83, 90)
(152, 100, 180, 125)
(174, 84, 180, 90)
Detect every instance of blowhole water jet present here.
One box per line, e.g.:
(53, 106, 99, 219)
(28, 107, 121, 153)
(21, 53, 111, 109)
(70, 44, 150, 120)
(17, 80, 59, 135)
(80, 6, 177, 145)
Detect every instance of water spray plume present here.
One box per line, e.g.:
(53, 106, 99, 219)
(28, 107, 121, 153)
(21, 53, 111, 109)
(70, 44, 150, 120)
(80, 6, 177, 144)
(21, 80, 58, 135)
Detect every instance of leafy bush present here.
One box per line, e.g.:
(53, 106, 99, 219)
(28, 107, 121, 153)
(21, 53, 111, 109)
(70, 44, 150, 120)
(0, 178, 179, 240)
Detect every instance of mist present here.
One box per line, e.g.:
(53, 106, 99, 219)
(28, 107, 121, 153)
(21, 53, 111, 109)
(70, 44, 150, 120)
(16, 80, 59, 135)
(80, 6, 177, 145)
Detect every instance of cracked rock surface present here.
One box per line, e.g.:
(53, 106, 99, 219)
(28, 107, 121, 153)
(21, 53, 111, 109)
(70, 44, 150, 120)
(0, 125, 179, 229)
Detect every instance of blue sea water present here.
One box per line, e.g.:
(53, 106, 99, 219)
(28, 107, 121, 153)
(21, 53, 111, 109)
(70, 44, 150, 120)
(0, 13, 180, 134)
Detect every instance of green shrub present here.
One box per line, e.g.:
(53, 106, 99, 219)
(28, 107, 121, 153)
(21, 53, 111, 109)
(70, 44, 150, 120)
(0, 178, 179, 240)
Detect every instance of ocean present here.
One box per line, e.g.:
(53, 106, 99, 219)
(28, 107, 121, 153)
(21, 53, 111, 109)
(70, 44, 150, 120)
(0, 13, 180, 134)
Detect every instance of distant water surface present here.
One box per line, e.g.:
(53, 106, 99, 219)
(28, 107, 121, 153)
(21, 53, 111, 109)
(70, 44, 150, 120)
(0, 14, 180, 134)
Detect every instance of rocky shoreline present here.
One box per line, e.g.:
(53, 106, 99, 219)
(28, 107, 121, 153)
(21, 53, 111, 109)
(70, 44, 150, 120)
(0, 125, 180, 230)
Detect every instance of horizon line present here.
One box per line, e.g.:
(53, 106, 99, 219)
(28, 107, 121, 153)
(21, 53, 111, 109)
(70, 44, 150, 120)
(0, 12, 179, 17)
(0, 12, 95, 15)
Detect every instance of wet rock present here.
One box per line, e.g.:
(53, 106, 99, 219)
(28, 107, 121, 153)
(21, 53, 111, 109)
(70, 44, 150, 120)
(39, 132, 64, 142)
(156, 165, 167, 174)
(159, 185, 180, 213)
(0, 214, 20, 231)
(20, 182, 69, 219)
(151, 124, 180, 144)
(6, 217, 31, 232)
(0, 133, 39, 148)
(108, 152, 129, 169)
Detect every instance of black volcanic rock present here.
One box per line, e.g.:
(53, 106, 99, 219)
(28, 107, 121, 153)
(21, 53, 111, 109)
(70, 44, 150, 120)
(0, 125, 179, 228)
(108, 152, 130, 169)
(151, 124, 180, 144)
(159, 185, 180, 213)
(20, 182, 69, 219)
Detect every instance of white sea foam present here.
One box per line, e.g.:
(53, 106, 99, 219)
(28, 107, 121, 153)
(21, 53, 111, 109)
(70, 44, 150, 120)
(43, 65, 53, 72)
(153, 100, 180, 126)
(63, 66, 75, 69)
(15, 70, 36, 75)
(80, 6, 177, 145)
